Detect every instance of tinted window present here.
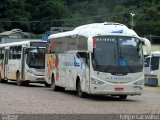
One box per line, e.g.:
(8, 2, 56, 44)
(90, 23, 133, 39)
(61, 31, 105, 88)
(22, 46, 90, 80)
(144, 57, 150, 67)
(30, 42, 46, 47)
(26, 48, 45, 69)
(151, 57, 159, 70)
(92, 36, 143, 73)
(9, 46, 22, 59)
(0, 48, 4, 59)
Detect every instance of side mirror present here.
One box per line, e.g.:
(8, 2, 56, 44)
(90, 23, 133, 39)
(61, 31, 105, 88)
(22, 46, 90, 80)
(88, 37, 93, 53)
(141, 37, 151, 56)
(25, 49, 29, 54)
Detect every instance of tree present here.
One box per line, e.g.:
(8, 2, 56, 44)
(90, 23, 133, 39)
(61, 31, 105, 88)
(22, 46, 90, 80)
(26, 0, 71, 33)
(1, 0, 31, 31)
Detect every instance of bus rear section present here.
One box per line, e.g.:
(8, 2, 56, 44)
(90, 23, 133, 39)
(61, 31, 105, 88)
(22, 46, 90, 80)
(0, 41, 50, 87)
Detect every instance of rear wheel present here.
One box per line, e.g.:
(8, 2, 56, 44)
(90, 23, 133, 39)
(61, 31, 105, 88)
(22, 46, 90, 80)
(119, 95, 127, 100)
(16, 72, 23, 86)
(77, 80, 86, 98)
(0, 73, 7, 83)
(23, 81, 30, 86)
(0, 73, 4, 83)
(51, 74, 59, 91)
(45, 82, 51, 87)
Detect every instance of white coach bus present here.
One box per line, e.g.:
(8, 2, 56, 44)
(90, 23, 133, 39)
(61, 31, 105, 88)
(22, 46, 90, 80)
(0, 40, 50, 86)
(45, 22, 151, 99)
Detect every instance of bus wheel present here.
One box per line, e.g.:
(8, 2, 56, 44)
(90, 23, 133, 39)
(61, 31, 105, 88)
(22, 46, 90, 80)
(16, 72, 22, 86)
(23, 81, 29, 86)
(119, 95, 127, 100)
(77, 80, 86, 98)
(51, 75, 58, 91)
(45, 82, 51, 87)
(0, 74, 3, 83)
(0, 73, 6, 83)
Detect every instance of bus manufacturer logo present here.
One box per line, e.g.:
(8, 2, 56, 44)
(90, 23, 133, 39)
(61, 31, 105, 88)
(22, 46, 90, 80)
(105, 77, 132, 80)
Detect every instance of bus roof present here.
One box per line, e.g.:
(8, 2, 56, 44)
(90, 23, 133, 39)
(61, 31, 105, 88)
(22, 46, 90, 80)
(0, 40, 46, 48)
(48, 22, 139, 40)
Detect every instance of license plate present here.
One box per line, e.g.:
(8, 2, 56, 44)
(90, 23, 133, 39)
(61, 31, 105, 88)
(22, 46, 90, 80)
(115, 88, 124, 91)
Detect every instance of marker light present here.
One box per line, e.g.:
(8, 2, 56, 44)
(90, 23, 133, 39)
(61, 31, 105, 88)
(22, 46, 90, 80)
(93, 39, 97, 48)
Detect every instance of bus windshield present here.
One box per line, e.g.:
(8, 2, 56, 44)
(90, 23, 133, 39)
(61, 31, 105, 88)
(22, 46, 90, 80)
(92, 36, 143, 73)
(26, 48, 45, 69)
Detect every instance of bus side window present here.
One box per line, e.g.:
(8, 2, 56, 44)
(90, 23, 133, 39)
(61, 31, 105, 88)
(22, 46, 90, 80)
(9, 46, 22, 59)
(144, 57, 150, 67)
(0, 54, 4, 59)
(0, 48, 4, 59)
(151, 57, 159, 70)
(77, 52, 89, 65)
(9, 47, 13, 59)
(17, 46, 22, 59)
(17, 54, 21, 59)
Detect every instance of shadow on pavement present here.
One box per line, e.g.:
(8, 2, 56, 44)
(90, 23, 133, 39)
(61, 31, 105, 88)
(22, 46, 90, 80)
(0, 81, 45, 88)
(49, 89, 139, 102)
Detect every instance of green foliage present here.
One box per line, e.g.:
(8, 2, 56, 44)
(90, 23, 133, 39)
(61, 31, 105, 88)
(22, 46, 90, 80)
(26, 0, 71, 33)
(0, 0, 160, 37)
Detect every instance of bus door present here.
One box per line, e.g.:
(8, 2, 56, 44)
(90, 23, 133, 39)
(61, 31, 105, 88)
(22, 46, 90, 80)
(21, 47, 26, 80)
(76, 52, 89, 92)
(85, 53, 90, 93)
(4, 49, 9, 79)
(144, 56, 151, 75)
(150, 56, 160, 75)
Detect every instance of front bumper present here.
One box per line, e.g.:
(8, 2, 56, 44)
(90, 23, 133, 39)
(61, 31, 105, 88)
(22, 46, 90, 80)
(25, 73, 45, 83)
(89, 84, 143, 95)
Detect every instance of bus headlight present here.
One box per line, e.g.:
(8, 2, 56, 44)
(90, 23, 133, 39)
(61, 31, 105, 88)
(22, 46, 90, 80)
(27, 69, 33, 74)
(91, 78, 104, 85)
(134, 80, 144, 85)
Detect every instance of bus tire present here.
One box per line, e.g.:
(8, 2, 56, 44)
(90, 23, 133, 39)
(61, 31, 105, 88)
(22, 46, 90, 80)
(76, 80, 86, 98)
(0, 73, 7, 83)
(119, 95, 127, 100)
(60, 87, 65, 91)
(51, 74, 59, 91)
(23, 81, 29, 86)
(16, 72, 23, 86)
(0, 73, 3, 83)
(45, 82, 51, 87)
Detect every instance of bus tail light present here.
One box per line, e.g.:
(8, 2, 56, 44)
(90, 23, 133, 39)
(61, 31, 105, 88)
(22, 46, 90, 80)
(93, 39, 96, 48)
